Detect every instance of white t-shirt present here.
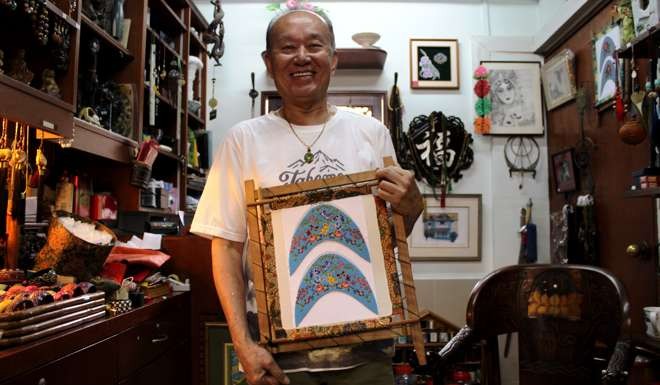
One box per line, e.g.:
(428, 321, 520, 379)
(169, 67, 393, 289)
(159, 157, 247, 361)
(190, 105, 396, 371)
(191, 105, 395, 241)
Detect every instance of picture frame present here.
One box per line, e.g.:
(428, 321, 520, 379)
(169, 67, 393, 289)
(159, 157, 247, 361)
(205, 322, 246, 385)
(592, 23, 621, 107)
(541, 49, 577, 111)
(409, 194, 482, 262)
(261, 91, 387, 123)
(552, 148, 578, 193)
(631, 0, 659, 36)
(244, 159, 426, 363)
(480, 61, 544, 135)
(409, 38, 459, 89)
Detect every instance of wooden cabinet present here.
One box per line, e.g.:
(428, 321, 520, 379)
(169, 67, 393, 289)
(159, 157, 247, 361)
(0, 0, 210, 217)
(0, 293, 190, 385)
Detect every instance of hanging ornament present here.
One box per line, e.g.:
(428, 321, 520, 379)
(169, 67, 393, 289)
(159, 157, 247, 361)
(472, 65, 491, 134)
(504, 136, 540, 189)
(209, 65, 218, 120)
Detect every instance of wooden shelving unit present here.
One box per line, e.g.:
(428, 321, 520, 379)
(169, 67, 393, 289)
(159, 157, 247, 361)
(147, 26, 184, 62)
(81, 14, 133, 60)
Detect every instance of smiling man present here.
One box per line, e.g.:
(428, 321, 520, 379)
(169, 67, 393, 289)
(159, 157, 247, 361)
(191, 6, 423, 385)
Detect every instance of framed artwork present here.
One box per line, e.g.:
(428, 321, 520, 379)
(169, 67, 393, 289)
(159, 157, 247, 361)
(205, 322, 246, 385)
(409, 194, 482, 262)
(409, 38, 460, 89)
(592, 23, 621, 107)
(541, 49, 577, 111)
(244, 162, 425, 361)
(480, 61, 544, 135)
(552, 149, 577, 193)
(631, 0, 659, 36)
(261, 91, 387, 123)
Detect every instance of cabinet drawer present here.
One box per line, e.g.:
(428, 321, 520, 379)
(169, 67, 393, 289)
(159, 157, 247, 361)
(2, 338, 115, 385)
(117, 306, 186, 379)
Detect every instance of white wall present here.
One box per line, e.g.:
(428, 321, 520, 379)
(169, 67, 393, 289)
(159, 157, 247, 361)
(194, 1, 550, 281)
(534, 0, 588, 51)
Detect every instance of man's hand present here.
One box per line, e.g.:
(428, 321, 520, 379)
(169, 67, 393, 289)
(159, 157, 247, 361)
(375, 166, 423, 235)
(236, 342, 290, 385)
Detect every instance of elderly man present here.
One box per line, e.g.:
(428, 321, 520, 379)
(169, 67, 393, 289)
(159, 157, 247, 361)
(191, 6, 423, 385)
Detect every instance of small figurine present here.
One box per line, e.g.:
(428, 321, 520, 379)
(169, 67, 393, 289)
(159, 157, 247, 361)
(40, 69, 60, 97)
(0, 49, 4, 74)
(8, 49, 34, 85)
(79, 107, 102, 127)
(202, 0, 225, 65)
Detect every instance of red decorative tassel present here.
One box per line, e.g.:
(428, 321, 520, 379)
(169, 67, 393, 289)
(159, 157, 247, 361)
(615, 89, 625, 122)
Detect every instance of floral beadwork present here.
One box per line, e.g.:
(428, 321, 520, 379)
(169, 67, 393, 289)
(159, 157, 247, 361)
(295, 253, 377, 326)
(289, 204, 370, 274)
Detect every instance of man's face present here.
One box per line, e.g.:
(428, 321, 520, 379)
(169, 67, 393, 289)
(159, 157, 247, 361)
(263, 12, 337, 106)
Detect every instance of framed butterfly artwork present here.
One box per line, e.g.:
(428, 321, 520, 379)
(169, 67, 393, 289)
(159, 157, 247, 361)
(410, 38, 460, 89)
(244, 157, 426, 364)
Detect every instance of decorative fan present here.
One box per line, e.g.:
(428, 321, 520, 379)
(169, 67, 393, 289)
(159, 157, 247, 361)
(402, 111, 474, 206)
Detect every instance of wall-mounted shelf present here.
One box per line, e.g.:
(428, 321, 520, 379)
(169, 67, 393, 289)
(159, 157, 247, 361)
(617, 24, 660, 59)
(72, 118, 138, 163)
(624, 187, 660, 198)
(336, 48, 387, 70)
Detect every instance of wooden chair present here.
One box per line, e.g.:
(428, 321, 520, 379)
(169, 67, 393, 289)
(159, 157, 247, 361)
(437, 264, 632, 385)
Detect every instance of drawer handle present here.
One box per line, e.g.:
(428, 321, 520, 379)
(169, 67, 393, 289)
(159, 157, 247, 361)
(152, 334, 169, 343)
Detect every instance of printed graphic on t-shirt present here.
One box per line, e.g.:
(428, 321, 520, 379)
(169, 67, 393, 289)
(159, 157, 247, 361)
(278, 150, 345, 184)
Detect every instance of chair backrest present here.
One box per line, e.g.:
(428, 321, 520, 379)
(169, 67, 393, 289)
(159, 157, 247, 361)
(466, 264, 630, 385)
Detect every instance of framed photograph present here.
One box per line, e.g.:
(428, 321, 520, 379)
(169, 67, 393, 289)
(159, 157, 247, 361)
(262, 91, 387, 123)
(480, 61, 544, 135)
(552, 149, 577, 193)
(541, 49, 577, 111)
(205, 322, 246, 385)
(409, 38, 459, 89)
(409, 194, 482, 261)
(592, 23, 621, 107)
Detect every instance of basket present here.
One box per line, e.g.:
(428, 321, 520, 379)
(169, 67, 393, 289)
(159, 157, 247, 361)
(33, 212, 117, 281)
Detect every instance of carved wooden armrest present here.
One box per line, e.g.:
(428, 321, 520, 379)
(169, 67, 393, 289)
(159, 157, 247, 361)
(601, 339, 632, 385)
(437, 326, 474, 365)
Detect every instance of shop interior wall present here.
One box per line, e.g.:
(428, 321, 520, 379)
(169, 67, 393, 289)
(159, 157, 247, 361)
(544, 1, 656, 334)
(193, 0, 548, 325)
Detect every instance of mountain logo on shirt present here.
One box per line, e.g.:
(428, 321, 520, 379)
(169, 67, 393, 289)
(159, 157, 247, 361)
(278, 150, 345, 184)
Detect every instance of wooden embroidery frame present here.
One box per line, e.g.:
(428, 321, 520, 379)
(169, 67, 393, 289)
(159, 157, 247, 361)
(244, 157, 426, 364)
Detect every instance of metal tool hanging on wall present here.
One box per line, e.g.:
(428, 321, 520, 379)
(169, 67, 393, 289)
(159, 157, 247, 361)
(402, 111, 474, 206)
(575, 87, 596, 194)
(504, 136, 540, 189)
(387, 72, 409, 167)
(249, 72, 259, 118)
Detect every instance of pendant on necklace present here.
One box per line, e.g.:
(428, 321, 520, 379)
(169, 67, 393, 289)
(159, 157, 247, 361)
(304, 148, 314, 163)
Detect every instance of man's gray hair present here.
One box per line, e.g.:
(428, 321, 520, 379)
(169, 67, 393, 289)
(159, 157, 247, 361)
(265, 9, 336, 54)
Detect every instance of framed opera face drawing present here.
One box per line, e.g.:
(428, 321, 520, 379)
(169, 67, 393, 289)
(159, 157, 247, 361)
(409, 194, 482, 261)
(480, 61, 544, 135)
(592, 24, 621, 107)
(410, 39, 460, 89)
(542, 49, 577, 111)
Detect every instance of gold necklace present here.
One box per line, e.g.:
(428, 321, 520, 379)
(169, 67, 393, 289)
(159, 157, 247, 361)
(283, 111, 329, 164)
